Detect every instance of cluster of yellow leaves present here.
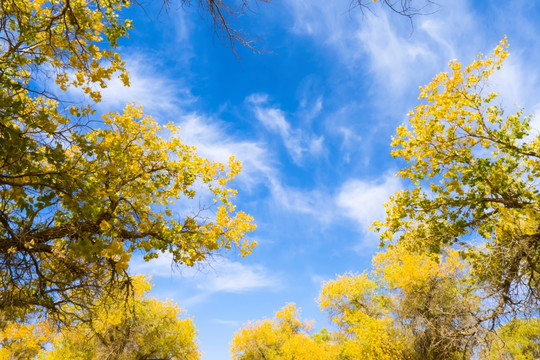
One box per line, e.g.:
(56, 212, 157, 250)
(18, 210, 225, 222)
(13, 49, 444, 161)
(483, 318, 540, 360)
(60, 103, 256, 269)
(374, 247, 466, 290)
(0, 320, 54, 360)
(376, 38, 522, 250)
(231, 304, 340, 360)
(43, 276, 200, 360)
(0, 277, 200, 359)
(319, 247, 473, 359)
(393, 38, 509, 182)
(1, 0, 131, 101)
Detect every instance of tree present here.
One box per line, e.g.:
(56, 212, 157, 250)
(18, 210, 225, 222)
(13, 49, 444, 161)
(481, 318, 540, 360)
(230, 303, 340, 360)
(319, 246, 480, 360)
(234, 248, 538, 360)
(0, 319, 54, 360)
(42, 276, 200, 360)
(319, 271, 403, 360)
(0, 276, 200, 360)
(0, 0, 256, 324)
(229, 246, 484, 360)
(374, 38, 540, 323)
(319, 38, 540, 360)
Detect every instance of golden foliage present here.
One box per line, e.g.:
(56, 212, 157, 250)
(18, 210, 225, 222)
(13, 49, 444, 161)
(44, 276, 200, 360)
(0, 0, 255, 323)
(231, 304, 340, 360)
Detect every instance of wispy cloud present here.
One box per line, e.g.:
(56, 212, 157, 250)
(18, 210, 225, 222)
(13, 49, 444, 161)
(287, 0, 358, 52)
(196, 258, 280, 293)
(485, 50, 540, 138)
(212, 319, 242, 328)
(247, 94, 324, 164)
(248, 94, 303, 162)
(356, 12, 436, 94)
(175, 112, 333, 222)
(177, 113, 274, 189)
(335, 173, 402, 249)
(489, 54, 540, 112)
(97, 55, 195, 116)
(59, 52, 196, 119)
(129, 253, 180, 279)
(268, 179, 333, 223)
(284, 0, 482, 99)
(131, 254, 281, 305)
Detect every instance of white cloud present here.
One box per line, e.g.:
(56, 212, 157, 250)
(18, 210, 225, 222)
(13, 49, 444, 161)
(309, 273, 329, 287)
(246, 94, 324, 164)
(130, 253, 179, 278)
(419, 19, 457, 60)
(175, 112, 331, 221)
(196, 258, 280, 293)
(131, 254, 281, 305)
(212, 319, 242, 328)
(486, 54, 540, 142)
(356, 12, 436, 94)
(179, 102, 336, 224)
(287, 0, 354, 46)
(489, 55, 540, 113)
(255, 105, 304, 161)
(308, 135, 324, 156)
(283, 0, 483, 99)
(59, 53, 196, 119)
(177, 113, 274, 189)
(268, 179, 333, 223)
(530, 104, 540, 136)
(337, 125, 363, 164)
(299, 96, 323, 122)
(336, 173, 401, 230)
(97, 55, 195, 116)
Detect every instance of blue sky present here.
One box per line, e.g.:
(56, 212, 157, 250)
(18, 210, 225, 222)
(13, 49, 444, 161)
(98, 1, 540, 358)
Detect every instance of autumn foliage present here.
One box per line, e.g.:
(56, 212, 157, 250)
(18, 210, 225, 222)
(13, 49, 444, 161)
(1, 0, 539, 357)
(0, 0, 256, 323)
(0, 0, 256, 356)
(231, 40, 540, 360)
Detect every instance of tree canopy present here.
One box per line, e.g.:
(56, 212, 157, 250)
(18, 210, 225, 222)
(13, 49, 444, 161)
(45, 276, 200, 360)
(375, 38, 540, 321)
(231, 303, 340, 360)
(319, 246, 480, 360)
(1, 276, 200, 359)
(0, 0, 256, 323)
(230, 39, 540, 360)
